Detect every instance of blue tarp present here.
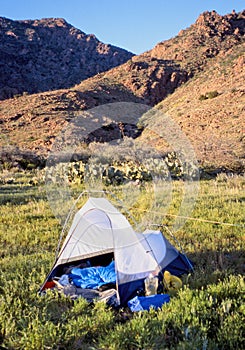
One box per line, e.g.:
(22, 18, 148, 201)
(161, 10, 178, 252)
(69, 261, 116, 289)
(128, 294, 170, 312)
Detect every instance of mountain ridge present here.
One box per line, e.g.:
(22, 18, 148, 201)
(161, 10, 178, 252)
(0, 10, 244, 173)
(0, 16, 134, 100)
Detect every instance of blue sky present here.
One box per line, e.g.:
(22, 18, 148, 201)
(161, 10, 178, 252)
(1, 0, 244, 54)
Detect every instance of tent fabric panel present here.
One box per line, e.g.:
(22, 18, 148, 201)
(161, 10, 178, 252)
(140, 231, 167, 262)
(60, 197, 132, 253)
(118, 278, 145, 306)
(142, 230, 180, 270)
(57, 226, 114, 261)
(162, 253, 193, 276)
(82, 208, 114, 229)
(56, 246, 114, 265)
(57, 208, 115, 264)
(114, 236, 159, 284)
(71, 224, 114, 250)
(77, 198, 132, 230)
(115, 230, 180, 285)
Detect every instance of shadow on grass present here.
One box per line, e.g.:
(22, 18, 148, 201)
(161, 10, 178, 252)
(0, 184, 46, 205)
(185, 249, 245, 289)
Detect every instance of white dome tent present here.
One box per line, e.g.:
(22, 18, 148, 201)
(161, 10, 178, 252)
(40, 193, 193, 305)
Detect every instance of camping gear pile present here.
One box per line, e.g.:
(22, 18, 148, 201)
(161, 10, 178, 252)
(40, 197, 193, 309)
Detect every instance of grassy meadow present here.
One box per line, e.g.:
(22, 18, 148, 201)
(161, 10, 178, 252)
(0, 170, 244, 349)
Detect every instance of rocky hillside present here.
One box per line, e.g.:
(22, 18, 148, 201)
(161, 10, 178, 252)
(149, 10, 244, 74)
(139, 41, 245, 172)
(0, 17, 133, 100)
(76, 10, 244, 106)
(0, 10, 244, 172)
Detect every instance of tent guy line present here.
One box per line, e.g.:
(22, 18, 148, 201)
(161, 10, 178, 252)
(129, 208, 245, 228)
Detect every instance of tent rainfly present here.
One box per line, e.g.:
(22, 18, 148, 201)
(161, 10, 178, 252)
(40, 197, 193, 305)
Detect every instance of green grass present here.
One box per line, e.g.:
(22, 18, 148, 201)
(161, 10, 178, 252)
(0, 172, 244, 349)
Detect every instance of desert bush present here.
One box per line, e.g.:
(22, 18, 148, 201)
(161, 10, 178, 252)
(45, 151, 199, 189)
(199, 90, 219, 100)
(206, 90, 219, 99)
(199, 94, 208, 101)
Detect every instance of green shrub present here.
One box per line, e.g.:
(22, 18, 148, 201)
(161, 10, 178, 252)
(199, 91, 219, 100)
(199, 94, 208, 101)
(45, 151, 199, 188)
(206, 90, 219, 99)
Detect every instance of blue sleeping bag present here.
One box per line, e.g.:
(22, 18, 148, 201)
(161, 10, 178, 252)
(128, 294, 170, 312)
(69, 261, 116, 289)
